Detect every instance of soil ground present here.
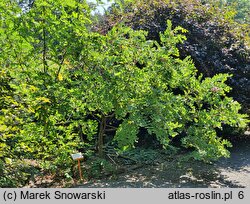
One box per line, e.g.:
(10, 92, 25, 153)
(76, 135, 250, 188)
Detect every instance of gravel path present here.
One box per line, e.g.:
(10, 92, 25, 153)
(215, 137, 250, 187)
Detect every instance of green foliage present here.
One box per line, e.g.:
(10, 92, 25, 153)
(85, 157, 116, 179)
(0, 0, 248, 187)
(104, 0, 250, 115)
(0, 159, 40, 187)
(210, 0, 250, 24)
(82, 21, 247, 161)
(0, 0, 91, 187)
(121, 148, 164, 164)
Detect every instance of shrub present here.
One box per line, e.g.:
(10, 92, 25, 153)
(0, 0, 248, 187)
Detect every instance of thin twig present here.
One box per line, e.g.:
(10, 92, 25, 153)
(107, 154, 117, 165)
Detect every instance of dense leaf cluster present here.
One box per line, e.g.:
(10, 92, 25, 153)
(0, 0, 248, 187)
(99, 0, 250, 113)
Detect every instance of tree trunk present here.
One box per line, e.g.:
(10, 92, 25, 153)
(97, 115, 106, 157)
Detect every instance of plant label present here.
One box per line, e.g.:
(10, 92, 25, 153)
(71, 152, 83, 160)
